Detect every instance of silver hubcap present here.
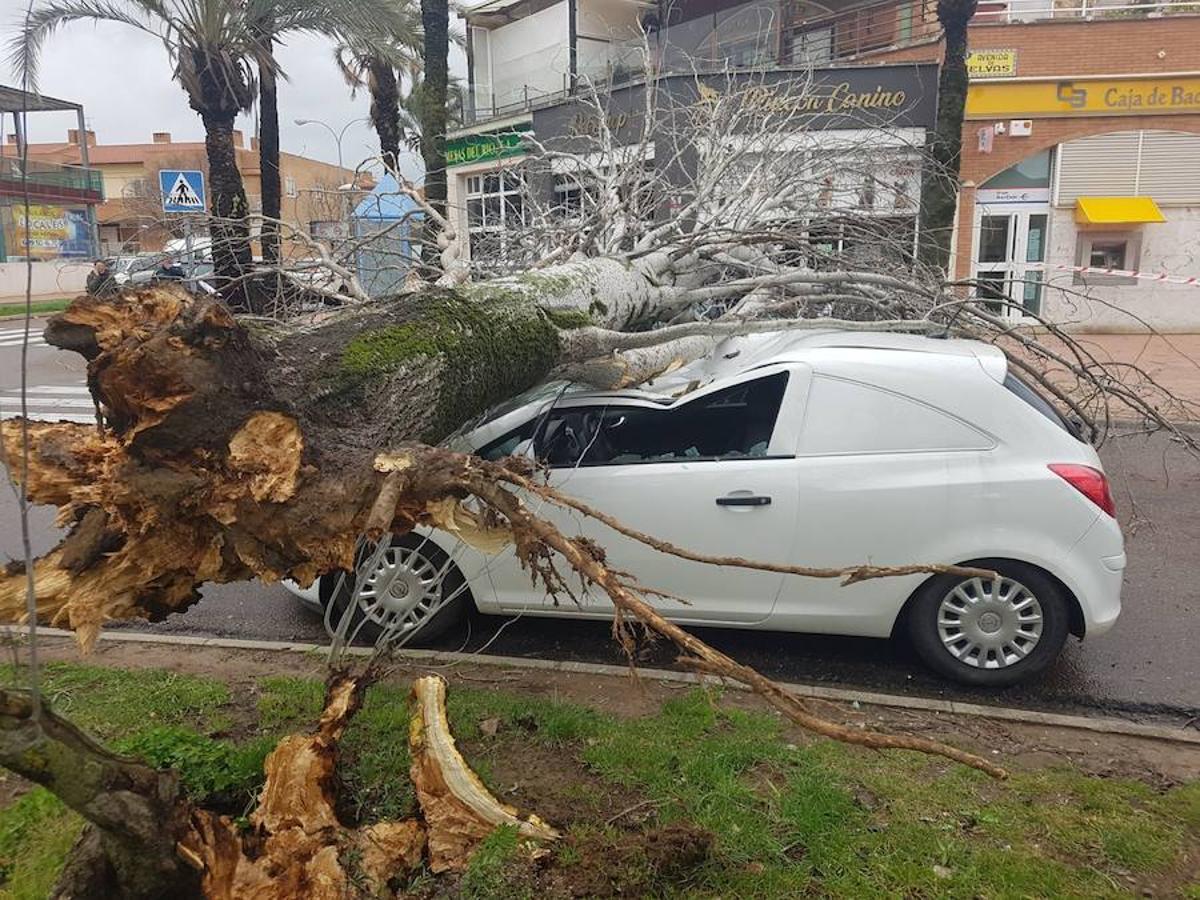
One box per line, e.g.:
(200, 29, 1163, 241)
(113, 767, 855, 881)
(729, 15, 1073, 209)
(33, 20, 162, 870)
(937, 576, 1044, 669)
(355, 545, 444, 634)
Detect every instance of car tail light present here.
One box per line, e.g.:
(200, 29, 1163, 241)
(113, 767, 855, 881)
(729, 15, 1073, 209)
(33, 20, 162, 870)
(1048, 464, 1116, 517)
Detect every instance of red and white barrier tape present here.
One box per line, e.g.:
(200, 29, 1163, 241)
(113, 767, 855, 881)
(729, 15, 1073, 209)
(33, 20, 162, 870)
(1049, 264, 1200, 287)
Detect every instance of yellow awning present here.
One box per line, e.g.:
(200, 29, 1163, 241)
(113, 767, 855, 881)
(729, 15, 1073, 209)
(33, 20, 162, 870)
(1075, 196, 1165, 226)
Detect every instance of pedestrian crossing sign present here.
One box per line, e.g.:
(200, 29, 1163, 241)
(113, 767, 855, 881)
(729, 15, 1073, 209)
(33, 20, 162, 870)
(159, 169, 206, 213)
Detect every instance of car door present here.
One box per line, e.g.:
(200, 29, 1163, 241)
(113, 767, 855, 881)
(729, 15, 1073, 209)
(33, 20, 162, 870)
(491, 365, 810, 624)
(767, 373, 998, 638)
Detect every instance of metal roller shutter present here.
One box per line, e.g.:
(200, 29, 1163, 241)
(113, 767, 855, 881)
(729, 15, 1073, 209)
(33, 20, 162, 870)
(1056, 131, 1139, 204)
(1137, 130, 1200, 204)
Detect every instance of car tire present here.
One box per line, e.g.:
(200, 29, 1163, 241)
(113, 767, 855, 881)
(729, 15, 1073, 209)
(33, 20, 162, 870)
(907, 559, 1070, 688)
(323, 533, 470, 645)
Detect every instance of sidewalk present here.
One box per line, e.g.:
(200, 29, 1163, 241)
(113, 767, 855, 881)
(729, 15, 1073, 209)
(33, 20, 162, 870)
(1067, 333, 1200, 406)
(1008, 332, 1200, 418)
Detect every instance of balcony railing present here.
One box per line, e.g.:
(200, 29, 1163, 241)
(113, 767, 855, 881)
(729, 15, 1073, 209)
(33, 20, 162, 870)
(0, 156, 105, 203)
(464, 37, 648, 126)
(460, 0, 1200, 126)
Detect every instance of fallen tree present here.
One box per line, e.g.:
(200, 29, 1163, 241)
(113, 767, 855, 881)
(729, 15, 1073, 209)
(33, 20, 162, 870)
(0, 283, 1017, 895)
(2, 64, 1196, 899)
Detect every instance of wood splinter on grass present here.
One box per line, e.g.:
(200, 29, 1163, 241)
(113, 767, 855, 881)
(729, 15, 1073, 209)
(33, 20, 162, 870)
(409, 675, 560, 872)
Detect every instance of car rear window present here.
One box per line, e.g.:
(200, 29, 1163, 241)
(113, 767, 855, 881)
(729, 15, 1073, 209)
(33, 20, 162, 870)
(1003, 373, 1085, 441)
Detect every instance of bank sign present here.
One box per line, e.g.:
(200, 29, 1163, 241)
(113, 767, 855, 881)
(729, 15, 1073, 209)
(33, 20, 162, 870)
(966, 75, 1200, 118)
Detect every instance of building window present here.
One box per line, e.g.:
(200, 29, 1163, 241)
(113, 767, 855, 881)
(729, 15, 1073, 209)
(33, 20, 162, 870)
(285, 176, 298, 199)
(552, 173, 587, 219)
(1074, 232, 1140, 285)
(465, 168, 525, 272)
(550, 164, 657, 228)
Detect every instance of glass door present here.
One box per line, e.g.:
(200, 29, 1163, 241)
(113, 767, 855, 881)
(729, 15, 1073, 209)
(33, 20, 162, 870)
(973, 205, 1049, 320)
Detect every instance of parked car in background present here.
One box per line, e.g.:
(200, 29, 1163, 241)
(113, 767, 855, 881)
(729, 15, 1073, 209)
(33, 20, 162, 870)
(110, 254, 158, 286)
(284, 330, 1124, 687)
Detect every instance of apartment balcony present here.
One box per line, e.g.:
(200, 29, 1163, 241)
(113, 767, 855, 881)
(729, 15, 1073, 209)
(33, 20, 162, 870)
(464, 37, 648, 125)
(0, 156, 104, 205)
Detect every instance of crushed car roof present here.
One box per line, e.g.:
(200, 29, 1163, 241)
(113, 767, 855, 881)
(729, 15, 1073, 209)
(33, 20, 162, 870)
(630, 329, 1007, 398)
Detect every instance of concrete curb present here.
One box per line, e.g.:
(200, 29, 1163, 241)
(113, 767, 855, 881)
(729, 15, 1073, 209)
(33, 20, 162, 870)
(28, 626, 1200, 746)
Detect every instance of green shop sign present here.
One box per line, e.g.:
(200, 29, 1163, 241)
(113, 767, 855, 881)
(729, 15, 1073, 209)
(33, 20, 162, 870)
(445, 126, 529, 167)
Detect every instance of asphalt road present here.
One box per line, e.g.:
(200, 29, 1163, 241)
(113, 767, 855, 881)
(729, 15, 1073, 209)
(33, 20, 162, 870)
(3, 317, 1198, 723)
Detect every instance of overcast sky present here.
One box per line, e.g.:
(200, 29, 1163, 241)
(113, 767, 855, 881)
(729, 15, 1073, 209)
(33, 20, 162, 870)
(0, 0, 468, 180)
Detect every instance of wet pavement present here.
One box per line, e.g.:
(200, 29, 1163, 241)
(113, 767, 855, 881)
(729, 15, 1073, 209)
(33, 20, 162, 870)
(3, 320, 1198, 724)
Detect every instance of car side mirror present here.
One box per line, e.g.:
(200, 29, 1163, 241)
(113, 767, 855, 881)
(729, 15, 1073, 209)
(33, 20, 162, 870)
(512, 438, 535, 459)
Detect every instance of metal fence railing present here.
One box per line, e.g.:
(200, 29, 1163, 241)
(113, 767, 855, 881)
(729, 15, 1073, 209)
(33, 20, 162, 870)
(0, 155, 104, 200)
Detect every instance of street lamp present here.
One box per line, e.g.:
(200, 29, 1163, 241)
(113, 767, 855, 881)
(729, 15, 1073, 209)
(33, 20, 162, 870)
(294, 117, 367, 171)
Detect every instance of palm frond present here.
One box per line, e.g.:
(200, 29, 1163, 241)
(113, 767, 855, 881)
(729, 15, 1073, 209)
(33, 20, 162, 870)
(10, 0, 164, 87)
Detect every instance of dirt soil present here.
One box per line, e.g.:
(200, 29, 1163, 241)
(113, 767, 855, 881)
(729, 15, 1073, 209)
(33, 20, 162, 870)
(28, 635, 1200, 786)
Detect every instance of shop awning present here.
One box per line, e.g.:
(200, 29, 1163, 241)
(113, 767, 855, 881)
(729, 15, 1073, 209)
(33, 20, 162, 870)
(1075, 196, 1165, 226)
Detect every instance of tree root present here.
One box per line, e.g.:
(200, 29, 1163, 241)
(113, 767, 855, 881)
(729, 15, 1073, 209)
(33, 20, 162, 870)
(175, 671, 560, 896)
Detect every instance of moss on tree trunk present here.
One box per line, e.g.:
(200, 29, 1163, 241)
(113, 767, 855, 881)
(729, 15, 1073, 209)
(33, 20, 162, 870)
(282, 287, 562, 446)
(0, 691, 197, 899)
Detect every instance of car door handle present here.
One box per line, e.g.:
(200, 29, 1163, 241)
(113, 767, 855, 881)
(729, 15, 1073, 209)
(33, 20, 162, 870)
(715, 495, 771, 507)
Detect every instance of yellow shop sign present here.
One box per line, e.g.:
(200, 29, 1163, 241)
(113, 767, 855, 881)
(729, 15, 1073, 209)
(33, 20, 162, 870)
(966, 75, 1200, 119)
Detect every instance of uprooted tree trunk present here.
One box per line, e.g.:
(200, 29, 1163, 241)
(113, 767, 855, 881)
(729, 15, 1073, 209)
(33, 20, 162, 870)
(0, 282, 1009, 893)
(0, 259, 721, 643)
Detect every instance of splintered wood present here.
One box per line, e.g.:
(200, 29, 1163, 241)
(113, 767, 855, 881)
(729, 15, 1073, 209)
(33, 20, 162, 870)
(179, 674, 558, 897)
(409, 675, 560, 872)
(0, 289, 373, 648)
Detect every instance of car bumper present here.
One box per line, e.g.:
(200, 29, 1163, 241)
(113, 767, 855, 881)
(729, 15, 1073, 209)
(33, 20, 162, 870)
(281, 577, 323, 611)
(1065, 519, 1125, 637)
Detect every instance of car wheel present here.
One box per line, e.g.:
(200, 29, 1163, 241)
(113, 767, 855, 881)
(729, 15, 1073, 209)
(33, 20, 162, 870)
(325, 533, 470, 644)
(907, 559, 1069, 687)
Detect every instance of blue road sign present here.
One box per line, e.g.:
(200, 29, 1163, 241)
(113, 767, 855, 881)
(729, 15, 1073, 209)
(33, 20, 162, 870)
(159, 169, 206, 213)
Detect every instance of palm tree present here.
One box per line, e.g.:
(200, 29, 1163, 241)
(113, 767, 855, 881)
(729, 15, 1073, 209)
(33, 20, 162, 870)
(399, 71, 464, 150)
(419, 0, 450, 221)
(15, 0, 398, 308)
(335, 22, 424, 177)
(253, 1, 410, 265)
(254, 15, 283, 264)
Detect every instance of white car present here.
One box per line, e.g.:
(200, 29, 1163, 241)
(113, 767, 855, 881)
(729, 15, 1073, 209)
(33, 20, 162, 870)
(110, 254, 158, 285)
(285, 330, 1124, 687)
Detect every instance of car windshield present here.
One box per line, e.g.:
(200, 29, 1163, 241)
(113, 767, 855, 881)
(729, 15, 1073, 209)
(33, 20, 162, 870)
(440, 380, 582, 452)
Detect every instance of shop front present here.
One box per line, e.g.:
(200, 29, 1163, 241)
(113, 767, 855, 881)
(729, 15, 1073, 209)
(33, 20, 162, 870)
(962, 73, 1200, 331)
(445, 64, 940, 274)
